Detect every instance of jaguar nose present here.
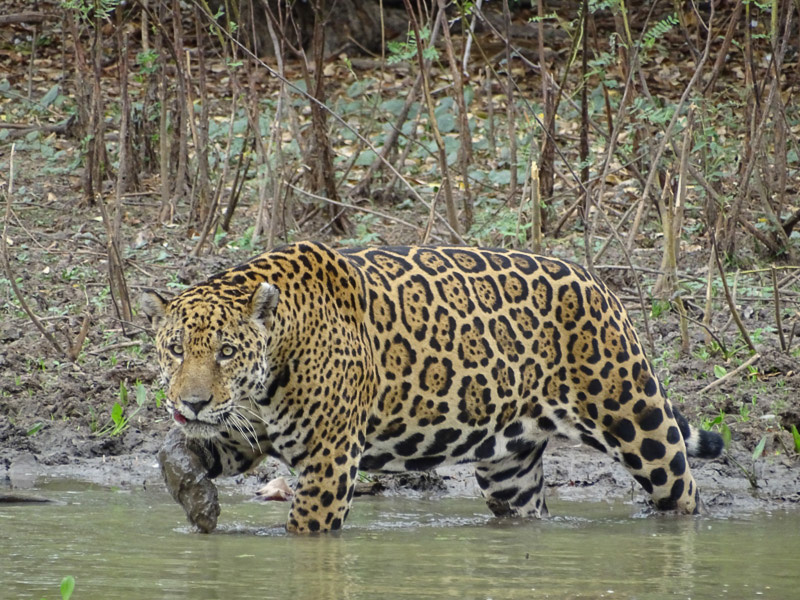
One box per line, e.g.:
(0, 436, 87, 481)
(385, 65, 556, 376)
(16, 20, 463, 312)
(181, 396, 212, 416)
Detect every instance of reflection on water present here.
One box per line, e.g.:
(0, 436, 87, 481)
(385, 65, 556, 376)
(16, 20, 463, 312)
(2, 481, 798, 599)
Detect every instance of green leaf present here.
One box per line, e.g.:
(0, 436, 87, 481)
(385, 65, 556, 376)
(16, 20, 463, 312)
(436, 112, 456, 133)
(346, 79, 372, 98)
(721, 423, 732, 448)
(354, 150, 378, 166)
(61, 575, 75, 600)
(702, 413, 724, 430)
(26, 422, 44, 436)
(651, 299, 670, 318)
(380, 98, 407, 117)
(41, 84, 60, 108)
(713, 364, 727, 379)
(488, 169, 511, 185)
(790, 425, 800, 453)
(752, 435, 767, 461)
(135, 382, 147, 407)
(111, 402, 123, 427)
(119, 381, 128, 405)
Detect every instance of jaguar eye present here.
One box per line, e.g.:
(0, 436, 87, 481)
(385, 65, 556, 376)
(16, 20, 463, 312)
(219, 344, 237, 359)
(167, 343, 183, 358)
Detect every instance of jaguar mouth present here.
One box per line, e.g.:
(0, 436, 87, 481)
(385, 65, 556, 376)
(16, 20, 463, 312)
(170, 409, 220, 438)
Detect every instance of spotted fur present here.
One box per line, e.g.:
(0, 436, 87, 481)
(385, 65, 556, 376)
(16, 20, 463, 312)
(142, 242, 723, 533)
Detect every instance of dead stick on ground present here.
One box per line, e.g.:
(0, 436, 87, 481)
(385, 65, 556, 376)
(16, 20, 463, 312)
(66, 315, 91, 362)
(0, 13, 51, 25)
(87, 340, 144, 356)
(712, 231, 757, 353)
(698, 353, 761, 396)
(1, 144, 66, 358)
(786, 322, 798, 352)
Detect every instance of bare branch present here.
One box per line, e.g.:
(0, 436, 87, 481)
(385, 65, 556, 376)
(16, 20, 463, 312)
(1, 145, 66, 358)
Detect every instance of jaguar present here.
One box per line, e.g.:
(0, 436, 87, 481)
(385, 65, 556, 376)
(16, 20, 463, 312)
(142, 241, 723, 533)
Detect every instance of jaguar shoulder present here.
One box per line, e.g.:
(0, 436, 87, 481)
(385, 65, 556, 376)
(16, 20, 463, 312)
(142, 241, 723, 533)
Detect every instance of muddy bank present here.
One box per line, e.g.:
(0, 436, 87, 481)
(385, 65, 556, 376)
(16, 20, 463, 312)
(3, 344, 799, 521)
(3, 431, 798, 522)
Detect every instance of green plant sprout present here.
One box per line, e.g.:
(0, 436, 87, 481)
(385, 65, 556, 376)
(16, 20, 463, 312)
(752, 435, 767, 461)
(702, 411, 732, 448)
(387, 26, 438, 64)
(40, 575, 75, 600)
(791, 425, 800, 453)
(60, 575, 75, 600)
(94, 381, 148, 437)
(650, 299, 671, 318)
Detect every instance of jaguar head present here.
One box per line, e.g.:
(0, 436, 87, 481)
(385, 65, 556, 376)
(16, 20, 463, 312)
(141, 282, 280, 439)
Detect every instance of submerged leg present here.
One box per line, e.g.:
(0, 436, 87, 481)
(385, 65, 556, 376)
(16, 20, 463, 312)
(287, 453, 361, 534)
(475, 440, 549, 518)
(579, 401, 703, 514)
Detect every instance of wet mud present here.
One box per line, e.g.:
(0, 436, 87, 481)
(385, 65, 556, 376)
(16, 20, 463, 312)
(3, 428, 797, 528)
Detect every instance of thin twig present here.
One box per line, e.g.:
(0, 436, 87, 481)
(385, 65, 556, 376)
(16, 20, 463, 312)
(772, 266, 787, 352)
(96, 194, 132, 334)
(698, 353, 761, 396)
(0, 12, 51, 25)
(461, 0, 483, 75)
(703, 0, 744, 95)
(501, 0, 517, 204)
(626, 3, 715, 252)
(403, 0, 459, 241)
(786, 321, 798, 352)
(437, 0, 473, 230)
(87, 340, 144, 356)
(674, 306, 729, 356)
(529, 162, 542, 252)
(675, 296, 690, 357)
(1, 145, 66, 357)
(711, 231, 757, 353)
(284, 182, 427, 237)
(66, 315, 91, 361)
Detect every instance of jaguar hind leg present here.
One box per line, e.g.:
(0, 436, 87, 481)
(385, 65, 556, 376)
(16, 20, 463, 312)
(475, 440, 549, 518)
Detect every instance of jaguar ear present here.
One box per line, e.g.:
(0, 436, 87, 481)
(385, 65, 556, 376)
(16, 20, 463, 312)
(249, 282, 280, 325)
(140, 289, 169, 328)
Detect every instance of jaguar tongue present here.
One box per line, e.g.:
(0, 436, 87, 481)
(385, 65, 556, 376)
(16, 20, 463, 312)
(173, 412, 187, 425)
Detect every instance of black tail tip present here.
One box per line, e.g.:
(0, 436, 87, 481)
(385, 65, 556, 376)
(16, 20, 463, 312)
(696, 429, 725, 458)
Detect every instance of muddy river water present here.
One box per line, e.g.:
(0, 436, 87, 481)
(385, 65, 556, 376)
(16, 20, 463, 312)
(3, 480, 799, 599)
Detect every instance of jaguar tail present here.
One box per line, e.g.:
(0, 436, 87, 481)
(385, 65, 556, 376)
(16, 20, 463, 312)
(673, 407, 725, 459)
